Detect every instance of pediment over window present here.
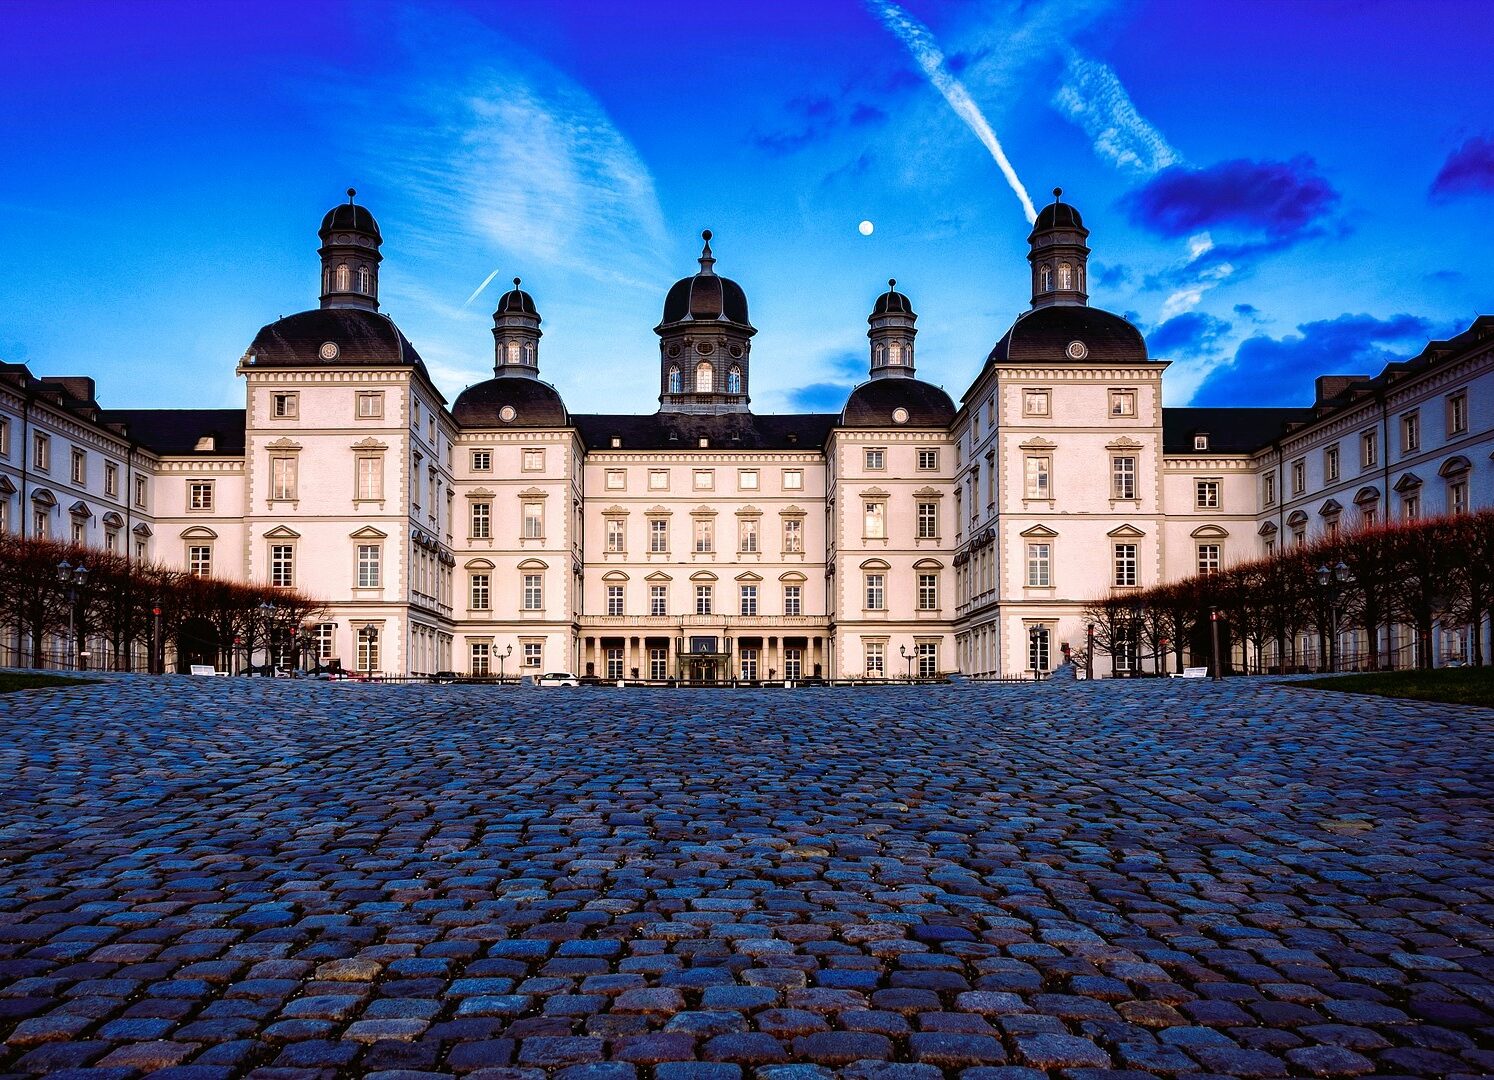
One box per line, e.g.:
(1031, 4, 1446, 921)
(778, 571, 808, 583)
(101, 511, 124, 528)
(689, 570, 718, 582)
(859, 487, 890, 498)
(913, 486, 944, 498)
(1258, 521, 1278, 536)
(466, 487, 496, 499)
(691, 505, 718, 516)
(735, 571, 763, 582)
(1106, 523, 1145, 538)
(351, 437, 388, 450)
(859, 557, 891, 570)
(1286, 510, 1309, 527)
(644, 571, 673, 582)
(464, 558, 495, 570)
(0, 476, 15, 495)
(912, 558, 944, 570)
(132, 522, 153, 537)
(349, 525, 388, 539)
(602, 505, 628, 516)
(1020, 436, 1057, 450)
(780, 505, 807, 516)
(1318, 499, 1343, 517)
(1106, 436, 1143, 450)
(1439, 455, 1471, 477)
(519, 486, 549, 498)
(1191, 524, 1229, 538)
(180, 525, 218, 540)
(1392, 471, 1422, 493)
(1353, 485, 1381, 506)
(264, 437, 301, 450)
(646, 505, 672, 516)
(30, 487, 56, 507)
(517, 558, 549, 570)
(262, 524, 300, 539)
(68, 500, 92, 518)
(735, 505, 762, 516)
(1019, 524, 1058, 538)
(601, 570, 630, 582)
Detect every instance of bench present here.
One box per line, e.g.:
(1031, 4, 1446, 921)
(189, 664, 228, 677)
(1169, 666, 1210, 679)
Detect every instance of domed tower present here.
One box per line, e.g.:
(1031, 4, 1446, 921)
(867, 279, 917, 380)
(655, 231, 756, 414)
(492, 278, 542, 378)
(1027, 187, 1090, 309)
(318, 188, 382, 311)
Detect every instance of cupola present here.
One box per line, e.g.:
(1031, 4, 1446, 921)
(492, 278, 542, 378)
(318, 188, 382, 311)
(1027, 187, 1090, 309)
(867, 279, 917, 379)
(656, 231, 756, 414)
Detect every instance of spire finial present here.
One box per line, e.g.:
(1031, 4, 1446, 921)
(1052, 186, 1062, 201)
(888, 278, 897, 289)
(698, 229, 716, 273)
(347, 187, 357, 204)
(513, 277, 521, 288)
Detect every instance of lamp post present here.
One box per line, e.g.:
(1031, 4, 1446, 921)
(361, 623, 377, 677)
(258, 601, 276, 675)
(1086, 622, 1094, 681)
(899, 643, 913, 682)
(151, 602, 162, 674)
(498, 643, 513, 682)
(1028, 626, 1041, 679)
(56, 559, 89, 669)
(1209, 611, 1222, 681)
(1315, 560, 1352, 672)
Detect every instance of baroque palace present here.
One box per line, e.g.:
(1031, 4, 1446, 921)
(2, 191, 1490, 677)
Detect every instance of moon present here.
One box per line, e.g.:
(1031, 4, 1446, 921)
(858, 220, 874, 236)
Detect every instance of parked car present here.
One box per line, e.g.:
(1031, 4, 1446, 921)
(432, 670, 458, 684)
(536, 671, 580, 687)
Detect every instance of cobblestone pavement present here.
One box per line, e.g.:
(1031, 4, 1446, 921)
(1, 676, 1491, 1080)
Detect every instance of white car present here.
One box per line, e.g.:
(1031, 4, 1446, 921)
(536, 671, 580, 687)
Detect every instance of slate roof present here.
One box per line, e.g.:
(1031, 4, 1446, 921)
(244, 309, 439, 395)
(983, 305, 1148, 369)
(1162, 407, 1315, 455)
(452, 378, 569, 429)
(661, 273, 751, 327)
(1031, 199, 1085, 233)
(841, 379, 956, 428)
(98, 409, 247, 456)
(574, 411, 836, 451)
(320, 202, 380, 238)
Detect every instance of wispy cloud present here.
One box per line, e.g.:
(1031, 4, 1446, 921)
(1053, 53, 1180, 175)
(869, 0, 1037, 224)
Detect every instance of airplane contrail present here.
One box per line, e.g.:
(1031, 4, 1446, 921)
(870, 0, 1037, 224)
(462, 267, 505, 309)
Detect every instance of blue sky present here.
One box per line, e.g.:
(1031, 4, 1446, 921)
(1, 0, 1489, 414)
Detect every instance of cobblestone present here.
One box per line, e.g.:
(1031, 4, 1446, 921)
(0, 675, 1491, 1076)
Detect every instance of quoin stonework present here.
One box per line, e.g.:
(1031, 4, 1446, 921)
(2, 189, 1490, 677)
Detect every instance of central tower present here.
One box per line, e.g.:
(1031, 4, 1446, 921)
(655, 231, 756, 413)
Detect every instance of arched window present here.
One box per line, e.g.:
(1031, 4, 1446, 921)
(727, 366, 742, 394)
(323, 268, 333, 294)
(336, 263, 350, 291)
(1040, 265, 1052, 291)
(695, 361, 713, 393)
(874, 343, 885, 365)
(523, 343, 535, 365)
(1058, 264, 1072, 290)
(667, 366, 682, 393)
(357, 265, 370, 293)
(506, 341, 520, 364)
(1076, 266, 1084, 292)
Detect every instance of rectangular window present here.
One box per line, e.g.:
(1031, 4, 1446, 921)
(470, 642, 491, 676)
(1450, 479, 1468, 515)
(272, 393, 298, 419)
(648, 468, 669, 490)
(606, 518, 626, 552)
(522, 573, 543, 610)
(70, 519, 84, 544)
(356, 456, 382, 500)
(606, 584, 625, 616)
(357, 630, 380, 674)
(188, 481, 214, 510)
(738, 517, 759, 552)
(917, 642, 937, 678)
(695, 584, 713, 615)
(522, 501, 543, 539)
(863, 501, 886, 539)
(522, 448, 544, 472)
(1325, 445, 1340, 482)
(916, 502, 938, 539)
(1404, 493, 1420, 521)
(917, 573, 938, 611)
(1025, 455, 1051, 499)
(865, 642, 885, 678)
(524, 642, 542, 668)
(0, 417, 8, 457)
(314, 622, 335, 661)
(1197, 543, 1221, 576)
(865, 573, 885, 611)
(649, 517, 669, 552)
(1023, 389, 1050, 417)
(694, 518, 713, 552)
(782, 517, 803, 553)
(356, 392, 384, 419)
(1293, 527, 1306, 547)
(1027, 542, 1051, 587)
(1112, 456, 1136, 500)
(271, 456, 297, 500)
(33, 509, 47, 539)
(357, 544, 381, 588)
(1448, 391, 1468, 436)
(1362, 429, 1378, 467)
(783, 584, 802, 616)
(188, 545, 212, 578)
(70, 448, 86, 484)
(864, 449, 885, 471)
(1193, 434, 1209, 451)
(605, 469, 626, 490)
(738, 468, 759, 490)
(739, 648, 758, 681)
(649, 647, 668, 680)
(740, 584, 758, 616)
(471, 449, 492, 471)
(470, 501, 491, 539)
(1027, 628, 1050, 672)
(104, 529, 118, 552)
(606, 648, 624, 680)
(33, 433, 49, 471)
(270, 544, 294, 587)
(1291, 459, 1305, 495)
(1195, 479, 1220, 509)
(693, 469, 714, 490)
(1402, 411, 1420, 452)
(782, 469, 803, 490)
(104, 462, 117, 496)
(1264, 472, 1276, 507)
(783, 647, 802, 679)
(1109, 390, 1136, 417)
(650, 584, 667, 616)
(1113, 543, 1138, 588)
(470, 573, 491, 610)
(917, 449, 939, 471)
(1362, 505, 1377, 528)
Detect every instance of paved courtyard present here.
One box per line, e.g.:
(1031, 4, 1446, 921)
(0, 677, 1491, 1080)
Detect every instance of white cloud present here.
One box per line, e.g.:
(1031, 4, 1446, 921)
(869, 0, 1038, 224)
(1053, 54, 1181, 176)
